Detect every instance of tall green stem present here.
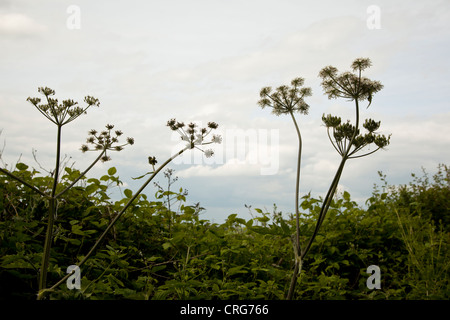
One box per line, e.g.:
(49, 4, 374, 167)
(286, 111, 303, 300)
(301, 99, 360, 261)
(38, 124, 62, 295)
(288, 99, 360, 299)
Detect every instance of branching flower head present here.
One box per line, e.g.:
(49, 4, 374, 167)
(319, 58, 383, 106)
(322, 113, 391, 158)
(319, 58, 390, 159)
(27, 87, 100, 126)
(167, 118, 221, 157)
(80, 124, 134, 162)
(258, 77, 312, 116)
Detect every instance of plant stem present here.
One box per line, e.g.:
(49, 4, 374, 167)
(301, 99, 360, 261)
(287, 99, 360, 299)
(40, 146, 190, 298)
(55, 149, 106, 198)
(286, 111, 303, 300)
(0, 167, 47, 197)
(38, 124, 62, 296)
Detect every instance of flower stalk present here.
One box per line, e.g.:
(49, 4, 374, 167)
(258, 77, 312, 300)
(37, 118, 220, 299)
(258, 58, 390, 300)
(0, 87, 137, 299)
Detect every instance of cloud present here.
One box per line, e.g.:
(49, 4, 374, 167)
(177, 160, 262, 178)
(0, 12, 47, 36)
(1, 0, 449, 224)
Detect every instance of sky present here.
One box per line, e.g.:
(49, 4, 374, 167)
(1, 0, 449, 223)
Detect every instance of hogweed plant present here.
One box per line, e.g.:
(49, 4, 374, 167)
(45, 119, 220, 298)
(0, 87, 220, 299)
(258, 58, 390, 299)
(0, 87, 133, 298)
(258, 78, 312, 299)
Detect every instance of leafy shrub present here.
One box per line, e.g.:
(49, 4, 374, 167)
(1, 163, 448, 299)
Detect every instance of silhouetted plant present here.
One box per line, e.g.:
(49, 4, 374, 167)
(258, 58, 391, 299)
(258, 78, 312, 299)
(0, 88, 220, 299)
(2, 87, 134, 297)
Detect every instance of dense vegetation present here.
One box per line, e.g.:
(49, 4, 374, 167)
(0, 161, 448, 300)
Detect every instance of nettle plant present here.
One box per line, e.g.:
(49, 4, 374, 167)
(0, 87, 220, 299)
(258, 58, 391, 299)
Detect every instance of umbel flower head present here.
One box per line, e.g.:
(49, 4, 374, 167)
(322, 114, 391, 158)
(319, 58, 390, 158)
(27, 86, 100, 126)
(80, 124, 134, 162)
(167, 118, 220, 158)
(258, 77, 312, 116)
(319, 58, 383, 106)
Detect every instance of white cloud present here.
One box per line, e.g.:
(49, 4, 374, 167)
(1, 0, 449, 223)
(0, 12, 47, 36)
(177, 160, 261, 178)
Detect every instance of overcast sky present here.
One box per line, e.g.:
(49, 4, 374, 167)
(1, 0, 449, 222)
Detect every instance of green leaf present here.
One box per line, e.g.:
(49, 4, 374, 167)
(87, 178, 100, 185)
(124, 189, 133, 198)
(228, 266, 248, 276)
(1, 255, 35, 269)
(148, 256, 161, 262)
(151, 265, 166, 273)
(256, 216, 270, 223)
(15, 163, 28, 171)
(131, 172, 153, 180)
(58, 235, 81, 245)
(71, 225, 84, 235)
(108, 167, 117, 175)
(279, 219, 291, 235)
(85, 184, 98, 195)
(343, 191, 350, 201)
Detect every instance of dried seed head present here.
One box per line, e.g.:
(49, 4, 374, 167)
(204, 149, 214, 158)
(319, 58, 383, 102)
(322, 114, 342, 128)
(258, 78, 311, 115)
(212, 134, 222, 144)
(363, 119, 381, 133)
(126, 137, 135, 145)
(101, 155, 111, 162)
(148, 156, 157, 166)
(167, 118, 178, 130)
(207, 121, 219, 129)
